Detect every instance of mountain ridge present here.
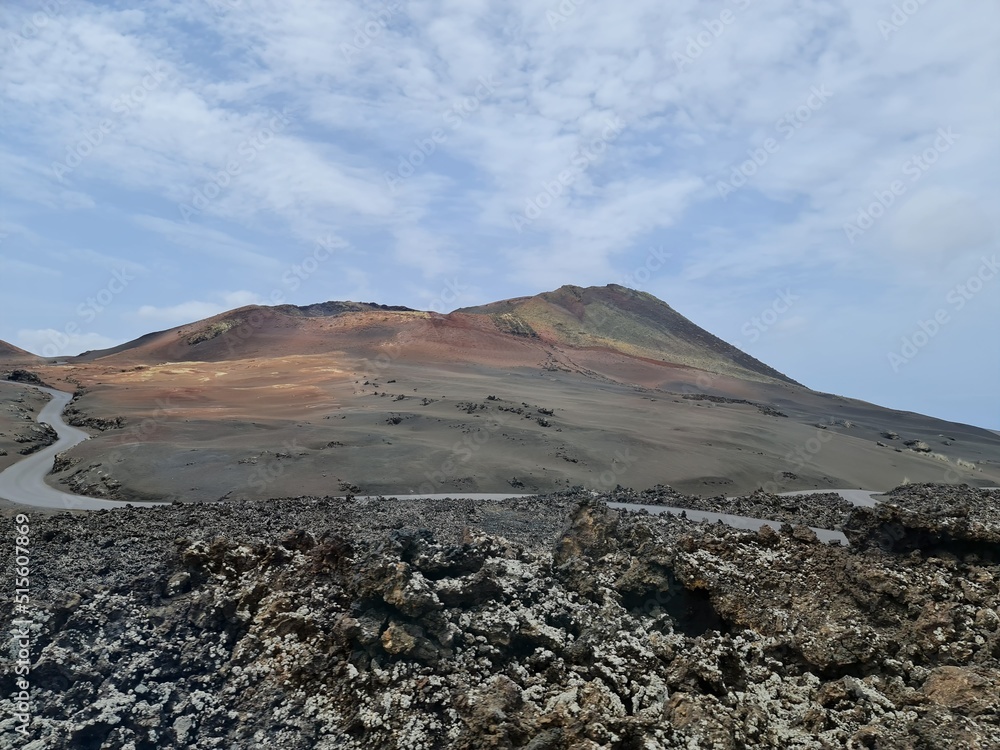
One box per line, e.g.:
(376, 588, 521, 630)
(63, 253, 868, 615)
(63, 284, 797, 386)
(457, 284, 798, 385)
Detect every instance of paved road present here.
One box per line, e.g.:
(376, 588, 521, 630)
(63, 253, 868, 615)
(1, 382, 986, 541)
(604, 501, 850, 544)
(367, 491, 862, 545)
(0, 382, 163, 510)
(779, 488, 881, 507)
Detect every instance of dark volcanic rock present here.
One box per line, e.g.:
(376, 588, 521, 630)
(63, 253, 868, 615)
(14, 421, 58, 454)
(1, 487, 999, 748)
(603, 484, 854, 530)
(844, 483, 1000, 560)
(64, 406, 126, 431)
(4, 369, 45, 385)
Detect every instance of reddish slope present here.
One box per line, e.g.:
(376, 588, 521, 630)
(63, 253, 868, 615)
(0, 340, 42, 363)
(458, 284, 796, 384)
(70, 286, 795, 386)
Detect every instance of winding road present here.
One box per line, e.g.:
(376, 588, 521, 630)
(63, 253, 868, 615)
(604, 501, 849, 544)
(0, 382, 160, 510)
(363, 493, 854, 544)
(0, 382, 925, 544)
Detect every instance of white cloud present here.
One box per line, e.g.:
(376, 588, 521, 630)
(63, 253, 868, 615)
(130, 215, 281, 271)
(136, 291, 263, 327)
(15, 329, 118, 358)
(1, 0, 998, 425)
(887, 187, 995, 267)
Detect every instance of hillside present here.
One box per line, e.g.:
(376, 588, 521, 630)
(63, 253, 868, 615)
(457, 284, 797, 384)
(70, 286, 794, 386)
(3, 285, 997, 504)
(0, 339, 41, 362)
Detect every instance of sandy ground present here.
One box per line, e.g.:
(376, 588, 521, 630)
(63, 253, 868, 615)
(1, 354, 995, 505)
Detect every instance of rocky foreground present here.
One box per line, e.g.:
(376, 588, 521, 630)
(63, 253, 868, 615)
(1, 485, 999, 749)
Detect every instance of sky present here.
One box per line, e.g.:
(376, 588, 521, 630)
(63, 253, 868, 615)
(0, 0, 997, 429)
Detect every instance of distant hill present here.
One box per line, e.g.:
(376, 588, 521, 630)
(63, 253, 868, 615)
(19, 285, 1000, 503)
(0, 340, 42, 362)
(69, 286, 795, 385)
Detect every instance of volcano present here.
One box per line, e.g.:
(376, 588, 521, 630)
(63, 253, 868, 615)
(4, 285, 998, 503)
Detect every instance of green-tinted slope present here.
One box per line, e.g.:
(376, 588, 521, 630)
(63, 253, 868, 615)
(457, 284, 798, 384)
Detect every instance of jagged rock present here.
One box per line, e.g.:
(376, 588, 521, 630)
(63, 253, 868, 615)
(14, 422, 57, 454)
(1, 487, 999, 748)
(51, 451, 82, 473)
(65, 409, 126, 431)
(5, 369, 44, 385)
(922, 666, 1000, 715)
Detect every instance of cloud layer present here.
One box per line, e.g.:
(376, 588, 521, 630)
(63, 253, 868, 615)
(1, 0, 997, 426)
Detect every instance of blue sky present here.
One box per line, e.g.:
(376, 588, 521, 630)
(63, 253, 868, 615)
(1, 0, 997, 428)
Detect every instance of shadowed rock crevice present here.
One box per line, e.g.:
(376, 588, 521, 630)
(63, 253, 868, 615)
(3, 486, 1000, 748)
(844, 485, 1000, 562)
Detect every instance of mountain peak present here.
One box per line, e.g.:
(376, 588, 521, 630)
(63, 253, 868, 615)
(456, 284, 796, 385)
(61, 284, 797, 386)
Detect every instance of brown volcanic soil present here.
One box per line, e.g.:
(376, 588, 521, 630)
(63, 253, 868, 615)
(0, 339, 42, 362)
(11, 351, 999, 504)
(457, 284, 796, 384)
(72, 286, 794, 385)
(2, 285, 997, 504)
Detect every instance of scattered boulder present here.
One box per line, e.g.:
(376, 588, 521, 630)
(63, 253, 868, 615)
(5, 369, 44, 385)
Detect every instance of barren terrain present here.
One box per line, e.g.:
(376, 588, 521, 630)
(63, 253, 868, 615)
(1, 355, 994, 505)
(0, 284, 997, 505)
(2, 484, 998, 748)
(0, 380, 54, 472)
